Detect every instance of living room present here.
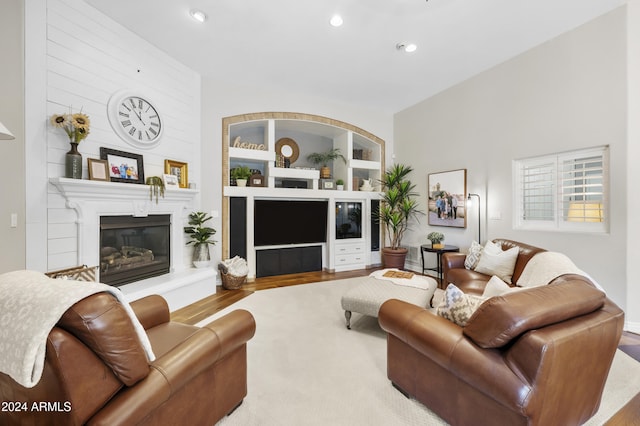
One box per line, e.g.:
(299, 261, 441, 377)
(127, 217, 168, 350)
(4, 0, 637, 328)
(2, 0, 640, 424)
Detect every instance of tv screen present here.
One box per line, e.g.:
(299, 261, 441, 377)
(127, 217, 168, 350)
(254, 200, 328, 246)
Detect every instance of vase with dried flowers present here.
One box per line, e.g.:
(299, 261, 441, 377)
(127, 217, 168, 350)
(50, 108, 91, 179)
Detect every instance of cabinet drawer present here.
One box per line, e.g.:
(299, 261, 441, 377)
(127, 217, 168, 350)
(335, 253, 365, 266)
(335, 243, 365, 255)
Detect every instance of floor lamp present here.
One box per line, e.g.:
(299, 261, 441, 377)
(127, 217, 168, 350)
(467, 193, 481, 243)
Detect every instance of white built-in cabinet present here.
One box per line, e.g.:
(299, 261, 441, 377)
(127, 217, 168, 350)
(221, 112, 385, 278)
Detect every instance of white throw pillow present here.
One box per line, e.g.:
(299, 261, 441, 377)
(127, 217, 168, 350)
(481, 275, 523, 298)
(464, 241, 483, 270)
(437, 284, 484, 327)
(474, 242, 519, 284)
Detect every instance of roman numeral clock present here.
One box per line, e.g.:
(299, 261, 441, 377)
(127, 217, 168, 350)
(107, 90, 163, 149)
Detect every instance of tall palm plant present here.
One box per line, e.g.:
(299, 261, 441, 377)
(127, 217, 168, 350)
(377, 164, 421, 250)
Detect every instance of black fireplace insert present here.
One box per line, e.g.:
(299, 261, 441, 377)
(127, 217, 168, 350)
(99, 215, 170, 286)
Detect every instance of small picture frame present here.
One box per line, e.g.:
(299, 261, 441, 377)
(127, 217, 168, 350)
(100, 148, 145, 184)
(163, 173, 179, 189)
(249, 173, 265, 187)
(321, 179, 335, 190)
(164, 159, 188, 188)
(87, 158, 109, 181)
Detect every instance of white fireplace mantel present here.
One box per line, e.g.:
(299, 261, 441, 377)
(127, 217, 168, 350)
(50, 177, 199, 274)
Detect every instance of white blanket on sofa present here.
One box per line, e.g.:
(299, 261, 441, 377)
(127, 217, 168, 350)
(516, 252, 603, 291)
(0, 270, 155, 388)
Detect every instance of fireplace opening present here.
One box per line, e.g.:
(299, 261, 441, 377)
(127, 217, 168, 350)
(100, 215, 171, 286)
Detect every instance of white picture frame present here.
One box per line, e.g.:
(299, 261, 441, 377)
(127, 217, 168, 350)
(163, 173, 179, 189)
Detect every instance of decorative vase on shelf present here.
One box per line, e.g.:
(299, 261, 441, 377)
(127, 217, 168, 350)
(65, 142, 82, 179)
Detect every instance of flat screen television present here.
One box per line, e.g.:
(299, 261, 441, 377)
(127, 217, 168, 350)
(254, 200, 328, 246)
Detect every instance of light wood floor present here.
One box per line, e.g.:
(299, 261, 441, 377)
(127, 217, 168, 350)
(170, 268, 640, 423)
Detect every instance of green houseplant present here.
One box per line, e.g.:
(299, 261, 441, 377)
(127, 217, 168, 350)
(184, 212, 217, 268)
(231, 166, 252, 186)
(427, 231, 445, 249)
(145, 176, 165, 204)
(307, 148, 346, 179)
(336, 179, 344, 190)
(376, 164, 422, 268)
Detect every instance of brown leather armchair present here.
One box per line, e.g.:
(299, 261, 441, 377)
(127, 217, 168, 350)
(379, 275, 624, 426)
(0, 292, 256, 425)
(442, 239, 546, 295)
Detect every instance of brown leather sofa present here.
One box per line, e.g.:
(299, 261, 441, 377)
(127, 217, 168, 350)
(0, 292, 256, 426)
(379, 275, 624, 426)
(442, 239, 547, 295)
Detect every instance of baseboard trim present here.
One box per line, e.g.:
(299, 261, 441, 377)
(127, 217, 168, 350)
(625, 321, 640, 334)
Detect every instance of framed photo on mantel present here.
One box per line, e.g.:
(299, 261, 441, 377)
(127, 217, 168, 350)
(428, 169, 467, 228)
(100, 148, 145, 184)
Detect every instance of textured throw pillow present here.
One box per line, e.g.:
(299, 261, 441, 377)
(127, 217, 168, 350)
(474, 241, 519, 283)
(437, 284, 484, 327)
(464, 241, 483, 270)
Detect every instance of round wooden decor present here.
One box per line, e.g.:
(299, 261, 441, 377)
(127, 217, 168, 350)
(275, 137, 300, 164)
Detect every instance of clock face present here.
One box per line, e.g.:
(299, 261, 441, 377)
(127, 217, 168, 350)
(108, 91, 163, 149)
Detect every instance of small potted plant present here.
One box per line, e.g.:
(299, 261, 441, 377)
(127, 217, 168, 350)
(231, 166, 252, 187)
(184, 212, 217, 268)
(336, 179, 344, 191)
(427, 231, 445, 249)
(307, 148, 346, 179)
(145, 176, 165, 204)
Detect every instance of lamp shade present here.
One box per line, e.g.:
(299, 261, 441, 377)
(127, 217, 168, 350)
(0, 121, 15, 140)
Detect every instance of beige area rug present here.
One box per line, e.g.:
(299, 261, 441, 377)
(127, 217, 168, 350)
(197, 277, 640, 426)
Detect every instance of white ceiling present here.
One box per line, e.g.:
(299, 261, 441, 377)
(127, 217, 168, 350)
(84, 0, 626, 114)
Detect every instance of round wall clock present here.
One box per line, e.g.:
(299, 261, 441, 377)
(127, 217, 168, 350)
(107, 90, 163, 149)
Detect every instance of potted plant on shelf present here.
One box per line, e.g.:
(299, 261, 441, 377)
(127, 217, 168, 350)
(231, 166, 252, 187)
(376, 163, 422, 269)
(307, 148, 346, 179)
(184, 212, 216, 268)
(427, 231, 445, 249)
(336, 179, 344, 191)
(145, 176, 165, 204)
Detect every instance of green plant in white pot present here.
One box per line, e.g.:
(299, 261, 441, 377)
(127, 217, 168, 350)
(231, 166, 252, 186)
(184, 212, 216, 268)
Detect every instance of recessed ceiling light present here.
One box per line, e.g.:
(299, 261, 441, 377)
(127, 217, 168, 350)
(189, 9, 208, 23)
(396, 42, 417, 53)
(330, 15, 343, 27)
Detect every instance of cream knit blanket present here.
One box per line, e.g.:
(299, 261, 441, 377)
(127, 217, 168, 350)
(0, 270, 155, 388)
(516, 251, 604, 292)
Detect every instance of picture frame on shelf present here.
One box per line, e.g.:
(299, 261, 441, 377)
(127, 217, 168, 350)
(321, 179, 335, 190)
(249, 173, 265, 187)
(164, 159, 188, 188)
(87, 158, 109, 182)
(427, 168, 467, 228)
(163, 173, 179, 189)
(100, 147, 145, 184)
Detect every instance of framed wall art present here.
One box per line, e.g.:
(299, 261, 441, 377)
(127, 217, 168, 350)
(100, 148, 145, 184)
(428, 169, 467, 228)
(164, 159, 188, 188)
(87, 158, 109, 181)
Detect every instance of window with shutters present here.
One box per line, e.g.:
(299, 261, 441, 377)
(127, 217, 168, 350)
(513, 146, 608, 233)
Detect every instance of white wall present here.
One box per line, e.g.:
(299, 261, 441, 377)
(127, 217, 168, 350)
(25, 0, 201, 271)
(394, 8, 630, 315)
(0, 0, 25, 273)
(200, 79, 394, 266)
(627, 0, 640, 333)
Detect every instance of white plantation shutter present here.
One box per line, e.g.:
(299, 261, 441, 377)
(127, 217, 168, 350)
(514, 146, 608, 233)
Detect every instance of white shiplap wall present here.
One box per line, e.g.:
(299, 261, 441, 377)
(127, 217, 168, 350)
(43, 0, 201, 270)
